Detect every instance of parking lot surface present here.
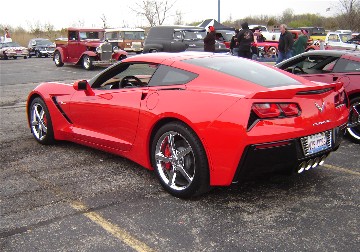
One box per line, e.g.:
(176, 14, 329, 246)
(0, 57, 359, 251)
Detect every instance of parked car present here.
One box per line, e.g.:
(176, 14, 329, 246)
(143, 25, 228, 53)
(0, 41, 29, 59)
(275, 50, 360, 143)
(105, 27, 145, 54)
(28, 38, 55, 58)
(53, 28, 127, 70)
(325, 32, 359, 51)
(27, 52, 348, 198)
(298, 27, 327, 41)
(249, 24, 281, 41)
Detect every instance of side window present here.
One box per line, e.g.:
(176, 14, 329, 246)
(149, 65, 198, 86)
(69, 31, 78, 41)
(173, 31, 182, 40)
(333, 58, 360, 72)
(328, 34, 340, 42)
(93, 63, 159, 89)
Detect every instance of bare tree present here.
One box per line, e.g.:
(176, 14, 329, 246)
(174, 10, 183, 25)
(100, 14, 108, 28)
(131, 0, 176, 27)
(337, 0, 360, 31)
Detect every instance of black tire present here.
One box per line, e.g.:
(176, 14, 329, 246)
(36, 51, 41, 58)
(150, 49, 158, 53)
(82, 55, 94, 70)
(54, 51, 64, 67)
(151, 122, 210, 198)
(3, 53, 8, 60)
(29, 97, 55, 145)
(13, 56, 17, 59)
(346, 96, 360, 143)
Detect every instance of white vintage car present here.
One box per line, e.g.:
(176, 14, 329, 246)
(0, 41, 29, 59)
(249, 25, 281, 41)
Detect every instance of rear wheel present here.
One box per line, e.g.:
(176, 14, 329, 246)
(29, 97, 54, 145)
(151, 122, 210, 198)
(150, 49, 158, 53)
(82, 55, 94, 70)
(346, 97, 360, 143)
(54, 51, 64, 67)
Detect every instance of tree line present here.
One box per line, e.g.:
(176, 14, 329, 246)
(1, 0, 359, 46)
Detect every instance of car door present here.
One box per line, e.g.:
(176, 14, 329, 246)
(67, 88, 143, 151)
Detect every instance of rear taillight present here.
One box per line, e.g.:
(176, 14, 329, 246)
(248, 103, 301, 130)
(252, 103, 281, 118)
(251, 103, 301, 118)
(334, 91, 348, 107)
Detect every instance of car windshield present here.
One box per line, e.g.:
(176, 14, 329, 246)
(340, 34, 353, 42)
(36, 39, 53, 46)
(79, 31, 104, 40)
(185, 56, 300, 87)
(124, 31, 145, 40)
(183, 30, 206, 40)
(4, 42, 21, 47)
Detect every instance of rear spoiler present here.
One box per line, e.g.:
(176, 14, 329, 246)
(245, 82, 344, 99)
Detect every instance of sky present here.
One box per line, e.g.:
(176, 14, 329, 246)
(0, 0, 339, 30)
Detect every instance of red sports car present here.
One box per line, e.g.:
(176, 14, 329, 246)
(275, 50, 360, 143)
(27, 52, 349, 198)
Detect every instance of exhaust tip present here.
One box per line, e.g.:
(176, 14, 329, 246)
(305, 159, 314, 171)
(319, 155, 327, 166)
(312, 157, 320, 168)
(298, 161, 306, 173)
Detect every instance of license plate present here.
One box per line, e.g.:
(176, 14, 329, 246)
(302, 131, 332, 156)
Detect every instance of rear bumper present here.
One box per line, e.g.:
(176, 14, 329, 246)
(232, 124, 346, 182)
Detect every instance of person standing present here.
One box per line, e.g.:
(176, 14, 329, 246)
(237, 22, 254, 59)
(204, 26, 216, 52)
(292, 29, 308, 56)
(276, 24, 294, 63)
(230, 29, 239, 56)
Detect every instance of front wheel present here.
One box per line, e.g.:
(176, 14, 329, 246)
(29, 97, 55, 145)
(36, 51, 41, 58)
(151, 122, 210, 198)
(82, 55, 94, 70)
(54, 51, 64, 67)
(346, 97, 360, 143)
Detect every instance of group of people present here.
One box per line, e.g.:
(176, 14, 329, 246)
(203, 23, 309, 64)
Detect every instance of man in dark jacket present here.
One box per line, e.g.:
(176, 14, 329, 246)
(276, 24, 294, 63)
(237, 22, 254, 59)
(204, 26, 216, 52)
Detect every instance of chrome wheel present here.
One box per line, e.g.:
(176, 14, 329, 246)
(54, 51, 64, 67)
(29, 97, 54, 144)
(83, 55, 93, 70)
(151, 122, 210, 198)
(31, 102, 48, 141)
(155, 131, 195, 191)
(347, 98, 360, 143)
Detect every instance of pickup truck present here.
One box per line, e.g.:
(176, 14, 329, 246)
(325, 32, 359, 51)
(249, 25, 280, 42)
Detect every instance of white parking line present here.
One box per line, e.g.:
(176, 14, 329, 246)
(70, 201, 155, 252)
(323, 164, 360, 176)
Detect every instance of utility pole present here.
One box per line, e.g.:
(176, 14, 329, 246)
(218, 0, 221, 22)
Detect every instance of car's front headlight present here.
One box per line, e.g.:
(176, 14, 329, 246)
(96, 46, 102, 53)
(113, 46, 119, 52)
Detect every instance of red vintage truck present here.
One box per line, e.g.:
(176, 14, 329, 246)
(53, 28, 127, 70)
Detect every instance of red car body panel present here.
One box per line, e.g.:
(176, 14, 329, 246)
(28, 53, 349, 186)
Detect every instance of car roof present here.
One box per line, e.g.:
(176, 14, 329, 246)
(297, 50, 360, 57)
(124, 52, 217, 64)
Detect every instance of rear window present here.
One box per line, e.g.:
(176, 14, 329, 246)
(185, 56, 300, 87)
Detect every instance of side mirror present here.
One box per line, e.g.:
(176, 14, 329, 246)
(73, 80, 94, 96)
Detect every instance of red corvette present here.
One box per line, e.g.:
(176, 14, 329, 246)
(27, 52, 349, 198)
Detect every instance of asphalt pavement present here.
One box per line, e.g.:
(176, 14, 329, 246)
(0, 57, 359, 252)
